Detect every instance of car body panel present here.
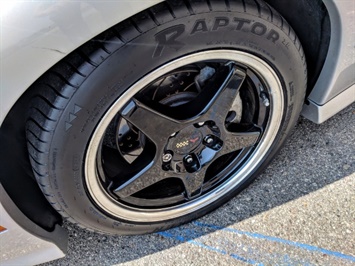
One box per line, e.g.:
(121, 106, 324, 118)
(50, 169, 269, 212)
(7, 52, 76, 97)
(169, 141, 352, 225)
(0, 0, 163, 125)
(301, 0, 355, 123)
(308, 0, 355, 103)
(0, 184, 67, 265)
(302, 84, 355, 123)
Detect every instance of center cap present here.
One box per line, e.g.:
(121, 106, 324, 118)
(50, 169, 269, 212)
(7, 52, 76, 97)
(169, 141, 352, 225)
(172, 127, 203, 155)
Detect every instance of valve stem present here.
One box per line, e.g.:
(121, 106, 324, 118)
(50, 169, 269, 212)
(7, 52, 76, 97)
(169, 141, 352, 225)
(260, 92, 270, 107)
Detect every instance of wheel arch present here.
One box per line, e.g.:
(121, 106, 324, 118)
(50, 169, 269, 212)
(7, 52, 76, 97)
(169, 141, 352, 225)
(264, 0, 331, 94)
(0, 0, 163, 231)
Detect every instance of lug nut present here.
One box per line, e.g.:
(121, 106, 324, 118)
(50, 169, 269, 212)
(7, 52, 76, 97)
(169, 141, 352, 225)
(198, 122, 204, 126)
(185, 155, 193, 164)
(162, 152, 173, 163)
(183, 154, 200, 173)
(204, 136, 213, 144)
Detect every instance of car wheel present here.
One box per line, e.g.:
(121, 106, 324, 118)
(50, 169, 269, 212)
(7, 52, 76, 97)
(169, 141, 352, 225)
(26, 0, 306, 234)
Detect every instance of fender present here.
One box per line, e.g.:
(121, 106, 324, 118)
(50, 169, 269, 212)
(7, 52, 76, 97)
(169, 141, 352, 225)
(0, 1, 163, 125)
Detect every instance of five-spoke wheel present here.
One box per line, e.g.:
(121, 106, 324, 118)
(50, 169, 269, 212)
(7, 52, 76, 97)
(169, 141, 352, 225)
(85, 51, 283, 222)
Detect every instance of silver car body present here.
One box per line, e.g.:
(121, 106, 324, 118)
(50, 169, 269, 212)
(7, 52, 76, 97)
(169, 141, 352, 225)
(0, 184, 66, 265)
(0, 0, 354, 264)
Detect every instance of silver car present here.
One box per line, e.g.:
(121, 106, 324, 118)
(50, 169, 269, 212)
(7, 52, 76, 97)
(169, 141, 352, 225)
(1, 0, 354, 264)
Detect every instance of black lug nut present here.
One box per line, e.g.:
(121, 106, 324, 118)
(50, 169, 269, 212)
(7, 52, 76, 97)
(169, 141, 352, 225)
(183, 154, 200, 173)
(204, 135, 223, 151)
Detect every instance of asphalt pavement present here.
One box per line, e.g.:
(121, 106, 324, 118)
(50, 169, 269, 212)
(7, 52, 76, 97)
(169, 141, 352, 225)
(45, 103, 355, 266)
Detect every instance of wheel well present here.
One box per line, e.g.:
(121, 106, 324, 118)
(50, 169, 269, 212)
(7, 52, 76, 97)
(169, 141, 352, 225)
(264, 0, 331, 94)
(0, 86, 62, 231)
(0, 0, 330, 230)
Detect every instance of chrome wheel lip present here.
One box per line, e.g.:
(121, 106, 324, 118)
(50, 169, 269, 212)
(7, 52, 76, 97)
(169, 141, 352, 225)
(85, 50, 284, 222)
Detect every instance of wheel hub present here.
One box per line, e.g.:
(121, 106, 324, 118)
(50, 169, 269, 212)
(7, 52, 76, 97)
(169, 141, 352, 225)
(164, 123, 223, 174)
(170, 125, 203, 155)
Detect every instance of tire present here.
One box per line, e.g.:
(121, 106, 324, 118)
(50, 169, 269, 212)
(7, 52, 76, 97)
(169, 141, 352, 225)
(26, 0, 307, 235)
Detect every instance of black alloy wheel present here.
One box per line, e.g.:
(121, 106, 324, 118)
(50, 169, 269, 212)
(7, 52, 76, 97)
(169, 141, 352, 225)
(85, 51, 284, 223)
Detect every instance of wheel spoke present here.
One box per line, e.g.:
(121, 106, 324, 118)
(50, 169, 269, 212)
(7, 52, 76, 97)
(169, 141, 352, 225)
(203, 65, 246, 121)
(121, 99, 184, 145)
(112, 160, 168, 198)
(180, 168, 206, 199)
(150, 64, 246, 121)
(219, 129, 261, 157)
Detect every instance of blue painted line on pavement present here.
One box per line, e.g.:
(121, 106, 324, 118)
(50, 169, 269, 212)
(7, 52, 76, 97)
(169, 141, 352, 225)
(158, 231, 262, 265)
(193, 221, 355, 263)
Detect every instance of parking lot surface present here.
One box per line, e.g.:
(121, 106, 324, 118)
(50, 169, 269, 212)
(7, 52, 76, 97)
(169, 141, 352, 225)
(45, 104, 355, 266)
